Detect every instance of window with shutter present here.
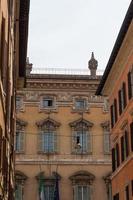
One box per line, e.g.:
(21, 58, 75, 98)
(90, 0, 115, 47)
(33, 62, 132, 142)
(125, 185, 129, 200)
(121, 136, 124, 162)
(116, 143, 120, 167)
(130, 122, 133, 152)
(123, 82, 127, 108)
(104, 130, 110, 154)
(15, 131, 25, 152)
(112, 148, 116, 172)
(125, 130, 129, 157)
(114, 99, 118, 123)
(15, 184, 23, 200)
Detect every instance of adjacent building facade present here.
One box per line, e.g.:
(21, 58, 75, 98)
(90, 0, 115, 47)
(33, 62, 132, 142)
(16, 55, 111, 200)
(96, 1, 133, 200)
(0, 0, 30, 199)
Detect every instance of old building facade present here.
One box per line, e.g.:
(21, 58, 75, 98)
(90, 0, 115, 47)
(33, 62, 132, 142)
(0, 0, 30, 199)
(16, 55, 111, 200)
(96, 1, 133, 200)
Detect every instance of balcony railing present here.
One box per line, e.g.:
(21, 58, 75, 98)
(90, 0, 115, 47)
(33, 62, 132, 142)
(31, 67, 104, 76)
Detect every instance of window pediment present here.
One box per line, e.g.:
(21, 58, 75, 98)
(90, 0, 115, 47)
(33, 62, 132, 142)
(36, 172, 61, 182)
(16, 118, 27, 130)
(15, 171, 28, 181)
(36, 118, 60, 130)
(69, 171, 95, 185)
(69, 118, 93, 130)
(101, 121, 110, 129)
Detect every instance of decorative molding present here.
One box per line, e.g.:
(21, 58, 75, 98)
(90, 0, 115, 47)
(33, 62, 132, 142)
(69, 118, 93, 129)
(16, 118, 27, 131)
(36, 117, 60, 130)
(69, 170, 95, 185)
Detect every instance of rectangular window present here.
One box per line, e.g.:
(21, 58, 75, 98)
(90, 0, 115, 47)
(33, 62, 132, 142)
(44, 185, 54, 200)
(74, 185, 90, 200)
(43, 98, 54, 108)
(15, 184, 23, 200)
(113, 193, 119, 200)
(15, 131, 24, 152)
(131, 180, 133, 196)
(112, 148, 116, 172)
(128, 70, 133, 99)
(110, 99, 118, 128)
(120, 131, 129, 163)
(16, 97, 23, 110)
(39, 132, 57, 153)
(118, 82, 127, 115)
(125, 185, 129, 200)
(116, 143, 120, 167)
(75, 100, 86, 109)
(103, 130, 110, 154)
(73, 131, 91, 154)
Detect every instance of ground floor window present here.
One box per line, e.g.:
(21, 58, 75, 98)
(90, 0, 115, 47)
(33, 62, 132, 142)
(74, 185, 91, 200)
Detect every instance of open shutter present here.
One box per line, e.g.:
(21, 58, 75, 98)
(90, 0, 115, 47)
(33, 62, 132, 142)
(130, 122, 133, 152)
(104, 131, 110, 154)
(87, 131, 92, 154)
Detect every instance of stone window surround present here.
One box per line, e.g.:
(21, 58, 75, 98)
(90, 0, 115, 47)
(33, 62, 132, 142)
(39, 95, 57, 112)
(72, 96, 89, 112)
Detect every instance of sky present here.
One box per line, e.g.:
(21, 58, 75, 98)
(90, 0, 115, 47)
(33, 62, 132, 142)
(28, 0, 131, 71)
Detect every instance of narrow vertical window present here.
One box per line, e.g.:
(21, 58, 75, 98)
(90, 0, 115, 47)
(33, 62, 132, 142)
(125, 130, 129, 157)
(123, 82, 127, 108)
(116, 143, 120, 167)
(112, 148, 116, 172)
(121, 136, 124, 162)
(125, 185, 129, 200)
(110, 105, 114, 128)
(130, 122, 133, 152)
(128, 71, 132, 99)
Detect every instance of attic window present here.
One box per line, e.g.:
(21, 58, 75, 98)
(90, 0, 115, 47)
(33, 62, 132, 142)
(43, 98, 53, 107)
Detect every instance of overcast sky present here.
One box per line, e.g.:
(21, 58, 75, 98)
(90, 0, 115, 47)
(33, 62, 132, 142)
(28, 0, 131, 71)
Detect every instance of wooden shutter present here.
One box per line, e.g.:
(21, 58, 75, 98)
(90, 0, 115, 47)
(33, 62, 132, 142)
(123, 82, 127, 108)
(118, 90, 122, 115)
(128, 72, 132, 99)
(110, 105, 114, 128)
(121, 136, 124, 162)
(116, 143, 120, 167)
(112, 148, 116, 172)
(130, 122, 133, 152)
(114, 99, 118, 123)
(104, 131, 110, 154)
(125, 130, 129, 157)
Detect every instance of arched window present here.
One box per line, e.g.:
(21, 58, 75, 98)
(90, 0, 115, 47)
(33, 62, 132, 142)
(69, 118, 93, 154)
(69, 171, 95, 200)
(15, 171, 27, 200)
(15, 119, 27, 153)
(36, 118, 60, 154)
